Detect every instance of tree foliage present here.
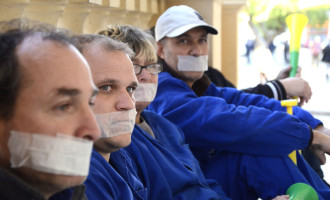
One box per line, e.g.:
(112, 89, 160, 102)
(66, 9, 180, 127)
(244, 0, 330, 45)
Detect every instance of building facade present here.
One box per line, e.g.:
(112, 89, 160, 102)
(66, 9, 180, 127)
(0, 0, 247, 85)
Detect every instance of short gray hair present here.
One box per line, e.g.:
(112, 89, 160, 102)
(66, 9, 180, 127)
(74, 34, 134, 59)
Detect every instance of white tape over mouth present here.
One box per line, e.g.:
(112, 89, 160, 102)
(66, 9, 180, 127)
(95, 109, 137, 138)
(134, 83, 158, 102)
(8, 131, 93, 176)
(177, 55, 208, 72)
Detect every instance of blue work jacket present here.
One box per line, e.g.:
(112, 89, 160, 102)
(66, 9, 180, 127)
(111, 110, 227, 200)
(148, 72, 321, 159)
(147, 72, 330, 200)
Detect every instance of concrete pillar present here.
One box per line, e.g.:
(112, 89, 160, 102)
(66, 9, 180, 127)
(0, 1, 28, 22)
(221, 1, 245, 86)
(57, 3, 93, 34)
(123, 11, 153, 29)
(84, 6, 111, 33)
(22, 1, 66, 26)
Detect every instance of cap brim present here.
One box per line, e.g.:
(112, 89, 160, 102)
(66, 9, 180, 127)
(167, 23, 218, 38)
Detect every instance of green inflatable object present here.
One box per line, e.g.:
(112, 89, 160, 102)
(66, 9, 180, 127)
(286, 183, 319, 200)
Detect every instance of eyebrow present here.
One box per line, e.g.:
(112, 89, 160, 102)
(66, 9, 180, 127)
(97, 79, 138, 88)
(57, 88, 98, 99)
(131, 81, 139, 88)
(96, 79, 116, 86)
(57, 88, 80, 96)
(176, 33, 189, 38)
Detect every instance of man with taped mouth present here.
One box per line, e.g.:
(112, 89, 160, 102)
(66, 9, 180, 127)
(148, 5, 330, 200)
(102, 25, 291, 200)
(51, 34, 147, 200)
(0, 21, 101, 200)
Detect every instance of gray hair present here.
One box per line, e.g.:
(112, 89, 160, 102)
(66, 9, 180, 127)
(74, 34, 135, 59)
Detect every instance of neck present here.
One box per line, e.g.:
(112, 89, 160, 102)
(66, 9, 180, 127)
(135, 111, 142, 124)
(160, 59, 196, 88)
(186, 81, 194, 88)
(99, 151, 111, 161)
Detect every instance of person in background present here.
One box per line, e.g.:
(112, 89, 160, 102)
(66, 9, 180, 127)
(149, 5, 330, 200)
(148, 27, 312, 104)
(101, 25, 225, 200)
(51, 34, 147, 200)
(311, 36, 322, 68)
(321, 40, 330, 81)
(103, 25, 296, 200)
(245, 39, 255, 64)
(0, 20, 100, 200)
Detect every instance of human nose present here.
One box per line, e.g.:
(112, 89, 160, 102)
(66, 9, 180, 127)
(116, 90, 135, 111)
(189, 42, 203, 56)
(76, 106, 101, 141)
(137, 68, 151, 83)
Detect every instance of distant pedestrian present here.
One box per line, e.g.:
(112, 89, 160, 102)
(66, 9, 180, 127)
(321, 41, 330, 81)
(268, 40, 276, 55)
(284, 40, 289, 63)
(245, 39, 255, 64)
(311, 36, 322, 68)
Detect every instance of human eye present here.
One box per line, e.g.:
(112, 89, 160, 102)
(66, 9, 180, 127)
(126, 86, 136, 93)
(54, 102, 74, 113)
(199, 37, 208, 43)
(147, 64, 162, 74)
(99, 85, 112, 92)
(178, 38, 188, 44)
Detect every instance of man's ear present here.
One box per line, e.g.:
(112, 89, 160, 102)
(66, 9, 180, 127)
(156, 41, 164, 59)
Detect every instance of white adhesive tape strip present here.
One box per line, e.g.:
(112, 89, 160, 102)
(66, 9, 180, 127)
(134, 83, 158, 102)
(177, 55, 208, 72)
(95, 109, 137, 138)
(8, 131, 93, 176)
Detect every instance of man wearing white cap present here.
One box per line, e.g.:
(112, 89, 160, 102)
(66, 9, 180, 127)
(155, 5, 312, 103)
(148, 5, 330, 200)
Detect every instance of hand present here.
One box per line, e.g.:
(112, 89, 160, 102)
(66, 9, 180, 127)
(272, 195, 290, 200)
(310, 127, 330, 165)
(279, 77, 312, 104)
(276, 66, 302, 79)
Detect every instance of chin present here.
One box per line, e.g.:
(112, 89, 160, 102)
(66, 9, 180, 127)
(136, 102, 150, 113)
(12, 167, 87, 195)
(183, 71, 204, 82)
(50, 174, 87, 190)
(112, 133, 132, 148)
(95, 133, 132, 153)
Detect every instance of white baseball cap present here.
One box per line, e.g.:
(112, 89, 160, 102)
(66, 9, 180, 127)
(155, 5, 218, 42)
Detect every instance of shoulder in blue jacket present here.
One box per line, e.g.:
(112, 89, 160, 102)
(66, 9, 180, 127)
(148, 72, 317, 157)
(111, 110, 227, 200)
(86, 148, 146, 200)
(147, 72, 330, 200)
(49, 148, 145, 200)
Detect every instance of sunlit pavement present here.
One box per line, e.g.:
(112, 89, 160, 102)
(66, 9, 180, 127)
(237, 44, 330, 183)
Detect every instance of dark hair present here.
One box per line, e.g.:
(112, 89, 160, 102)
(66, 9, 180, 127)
(0, 30, 25, 119)
(0, 19, 75, 120)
